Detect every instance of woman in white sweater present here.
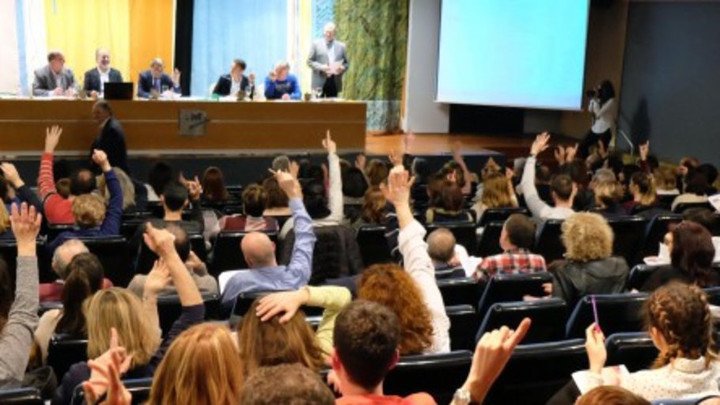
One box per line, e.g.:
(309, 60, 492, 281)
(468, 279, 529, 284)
(579, 80, 617, 158)
(584, 282, 720, 400)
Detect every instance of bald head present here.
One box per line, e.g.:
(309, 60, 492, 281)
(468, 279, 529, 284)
(427, 228, 456, 264)
(52, 239, 90, 279)
(241, 232, 277, 268)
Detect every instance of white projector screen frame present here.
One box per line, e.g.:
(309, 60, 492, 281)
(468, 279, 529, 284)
(436, 0, 591, 111)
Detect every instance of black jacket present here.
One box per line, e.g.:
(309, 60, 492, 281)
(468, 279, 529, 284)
(551, 256, 629, 309)
(82, 67, 123, 92)
(212, 74, 252, 97)
(90, 118, 129, 174)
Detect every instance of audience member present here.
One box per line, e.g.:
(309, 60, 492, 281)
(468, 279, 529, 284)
(575, 386, 650, 405)
(146, 161, 175, 202)
(0, 162, 43, 216)
(654, 166, 680, 196)
(40, 239, 93, 302)
(96, 166, 135, 212)
(153, 180, 205, 235)
(365, 159, 390, 187)
(581, 283, 720, 400)
(33, 51, 76, 97)
(351, 186, 388, 229)
(220, 184, 278, 231)
(549, 212, 629, 309)
(475, 214, 546, 280)
(0, 203, 41, 388)
(426, 228, 469, 273)
(672, 171, 710, 212)
(127, 224, 218, 296)
(623, 171, 658, 215)
(34, 252, 103, 362)
(200, 166, 230, 204)
(518, 133, 576, 220)
(592, 180, 626, 217)
(342, 166, 369, 205)
(55, 223, 205, 404)
(641, 221, 720, 291)
(425, 181, 474, 223)
(221, 168, 315, 309)
(472, 169, 518, 221)
(262, 176, 292, 217)
(242, 363, 335, 405)
(47, 149, 123, 253)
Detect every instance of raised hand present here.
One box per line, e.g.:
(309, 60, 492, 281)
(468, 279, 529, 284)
(269, 168, 301, 199)
(10, 203, 42, 256)
(530, 132, 551, 157)
(289, 160, 300, 178)
(554, 146, 566, 165)
(639, 141, 650, 161)
(256, 289, 309, 323)
(462, 318, 531, 403)
(597, 140, 609, 159)
(380, 167, 414, 208)
(354, 153, 367, 171)
(82, 328, 133, 404)
(144, 259, 172, 296)
(322, 130, 337, 154)
(388, 149, 403, 167)
(172, 68, 181, 85)
(186, 175, 203, 201)
(44, 125, 63, 153)
(565, 143, 579, 163)
(0, 162, 23, 187)
(92, 149, 111, 172)
(143, 222, 177, 257)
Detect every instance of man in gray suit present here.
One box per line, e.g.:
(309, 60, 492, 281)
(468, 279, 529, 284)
(307, 22, 349, 98)
(33, 51, 76, 97)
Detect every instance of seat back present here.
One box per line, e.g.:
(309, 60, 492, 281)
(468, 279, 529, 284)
(356, 225, 393, 266)
(78, 236, 132, 287)
(485, 339, 587, 405)
(607, 216, 648, 266)
(210, 231, 278, 277)
(47, 336, 88, 382)
(136, 233, 206, 274)
(627, 264, 666, 291)
(426, 222, 478, 256)
(71, 377, 153, 405)
(435, 267, 466, 280)
(156, 293, 221, 336)
(229, 291, 323, 324)
(673, 201, 714, 214)
(704, 287, 720, 306)
(446, 305, 480, 351)
(534, 219, 565, 263)
(0, 387, 43, 405)
(437, 278, 483, 307)
(640, 214, 682, 259)
(0, 240, 53, 283)
(478, 207, 529, 226)
(384, 350, 472, 405)
(565, 293, 649, 338)
(477, 272, 554, 315)
(477, 298, 567, 344)
(605, 332, 658, 372)
(656, 194, 676, 211)
(476, 221, 504, 257)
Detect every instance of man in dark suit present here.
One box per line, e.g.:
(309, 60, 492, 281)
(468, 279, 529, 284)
(32, 51, 76, 97)
(90, 100, 129, 174)
(83, 48, 123, 96)
(137, 58, 181, 98)
(307, 22, 349, 98)
(212, 59, 256, 98)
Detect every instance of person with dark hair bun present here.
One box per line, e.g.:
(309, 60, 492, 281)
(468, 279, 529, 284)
(578, 80, 617, 158)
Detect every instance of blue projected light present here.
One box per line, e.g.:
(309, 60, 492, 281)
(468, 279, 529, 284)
(436, 0, 590, 110)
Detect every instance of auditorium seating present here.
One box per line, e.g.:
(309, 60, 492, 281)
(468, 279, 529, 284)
(0, 387, 43, 405)
(426, 222, 478, 256)
(627, 264, 665, 291)
(0, 239, 54, 283)
(605, 332, 658, 372)
(77, 236, 133, 287)
(71, 377, 153, 405)
(47, 335, 88, 383)
(434, 267, 466, 279)
(446, 304, 480, 351)
(534, 219, 565, 263)
(476, 221, 504, 257)
(355, 225, 393, 266)
(673, 201, 714, 214)
(135, 233, 206, 274)
(476, 272, 554, 315)
(607, 216, 648, 266)
(156, 293, 221, 336)
(228, 291, 323, 323)
(704, 286, 720, 306)
(477, 207, 529, 226)
(436, 277, 483, 308)
(476, 298, 567, 344)
(209, 231, 278, 277)
(383, 350, 472, 405)
(565, 293, 649, 338)
(638, 214, 682, 261)
(484, 339, 587, 405)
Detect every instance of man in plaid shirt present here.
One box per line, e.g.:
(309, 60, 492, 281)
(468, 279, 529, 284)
(474, 214, 547, 280)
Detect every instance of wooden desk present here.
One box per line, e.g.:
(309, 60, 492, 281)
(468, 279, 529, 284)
(0, 99, 366, 155)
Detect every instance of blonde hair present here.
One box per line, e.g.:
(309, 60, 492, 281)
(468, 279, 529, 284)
(72, 194, 106, 228)
(85, 288, 160, 368)
(0, 205, 9, 234)
(237, 300, 325, 376)
(481, 172, 514, 209)
(561, 212, 614, 262)
(593, 180, 623, 209)
(654, 166, 677, 191)
(148, 323, 243, 405)
(96, 167, 135, 210)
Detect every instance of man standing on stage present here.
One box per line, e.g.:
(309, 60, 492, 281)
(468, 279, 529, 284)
(307, 22, 349, 98)
(90, 100, 129, 174)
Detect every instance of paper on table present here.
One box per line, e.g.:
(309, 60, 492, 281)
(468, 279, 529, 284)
(572, 365, 630, 394)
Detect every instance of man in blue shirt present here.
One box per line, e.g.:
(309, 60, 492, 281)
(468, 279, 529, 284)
(264, 61, 301, 100)
(221, 168, 315, 309)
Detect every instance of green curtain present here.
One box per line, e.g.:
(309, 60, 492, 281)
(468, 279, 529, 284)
(334, 0, 408, 132)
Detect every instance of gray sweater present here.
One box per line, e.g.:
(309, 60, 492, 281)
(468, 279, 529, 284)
(0, 256, 39, 388)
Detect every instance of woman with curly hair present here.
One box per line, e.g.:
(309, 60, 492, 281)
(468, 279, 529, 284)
(549, 212, 629, 309)
(641, 221, 720, 292)
(583, 283, 720, 400)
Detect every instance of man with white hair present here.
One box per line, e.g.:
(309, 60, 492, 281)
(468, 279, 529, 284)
(307, 22, 349, 98)
(137, 57, 181, 98)
(83, 48, 123, 96)
(38, 239, 113, 302)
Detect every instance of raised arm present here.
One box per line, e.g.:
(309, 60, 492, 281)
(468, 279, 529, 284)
(323, 130, 344, 223)
(274, 168, 316, 285)
(38, 126, 62, 200)
(92, 150, 122, 234)
(0, 203, 41, 385)
(452, 142, 473, 195)
(383, 167, 450, 353)
(519, 132, 552, 218)
(1, 163, 42, 212)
